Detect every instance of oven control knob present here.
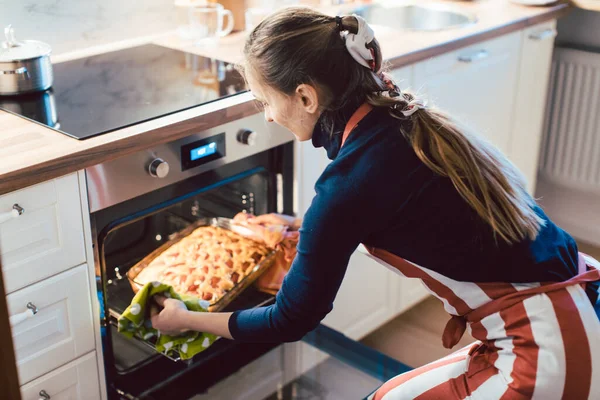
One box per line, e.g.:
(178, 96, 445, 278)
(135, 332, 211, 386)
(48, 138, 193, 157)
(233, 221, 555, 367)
(148, 158, 169, 178)
(237, 129, 257, 146)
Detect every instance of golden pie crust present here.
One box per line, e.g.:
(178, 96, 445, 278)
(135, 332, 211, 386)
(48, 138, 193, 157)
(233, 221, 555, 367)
(134, 226, 270, 302)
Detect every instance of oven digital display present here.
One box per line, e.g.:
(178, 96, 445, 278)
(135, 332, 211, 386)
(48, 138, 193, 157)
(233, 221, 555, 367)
(181, 133, 226, 171)
(190, 142, 217, 161)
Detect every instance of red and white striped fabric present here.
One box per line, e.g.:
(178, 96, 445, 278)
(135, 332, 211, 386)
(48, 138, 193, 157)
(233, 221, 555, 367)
(364, 248, 600, 400)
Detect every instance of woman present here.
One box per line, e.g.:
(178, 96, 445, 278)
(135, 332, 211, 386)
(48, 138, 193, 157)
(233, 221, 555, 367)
(151, 7, 600, 399)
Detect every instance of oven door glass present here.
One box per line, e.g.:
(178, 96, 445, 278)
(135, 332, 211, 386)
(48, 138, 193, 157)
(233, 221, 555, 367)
(97, 169, 286, 399)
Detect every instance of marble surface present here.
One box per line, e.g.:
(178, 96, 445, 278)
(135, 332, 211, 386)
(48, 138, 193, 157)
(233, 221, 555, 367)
(0, 0, 179, 55)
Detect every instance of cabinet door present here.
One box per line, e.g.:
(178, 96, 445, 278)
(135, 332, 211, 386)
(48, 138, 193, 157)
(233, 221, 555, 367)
(413, 32, 522, 155)
(322, 251, 399, 340)
(8, 265, 95, 385)
(510, 21, 557, 194)
(294, 140, 330, 217)
(20, 352, 101, 400)
(0, 173, 86, 294)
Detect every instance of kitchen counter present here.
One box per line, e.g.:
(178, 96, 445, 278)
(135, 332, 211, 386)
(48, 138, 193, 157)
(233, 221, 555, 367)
(0, 0, 569, 196)
(571, 0, 600, 12)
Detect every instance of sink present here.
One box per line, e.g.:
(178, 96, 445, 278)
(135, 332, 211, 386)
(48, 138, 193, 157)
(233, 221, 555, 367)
(348, 3, 477, 32)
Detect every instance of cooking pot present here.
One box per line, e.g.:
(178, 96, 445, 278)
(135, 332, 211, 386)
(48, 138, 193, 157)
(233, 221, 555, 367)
(0, 25, 53, 96)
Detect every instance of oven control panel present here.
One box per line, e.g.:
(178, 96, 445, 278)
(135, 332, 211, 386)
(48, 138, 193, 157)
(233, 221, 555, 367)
(86, 113, 294, 212)
(180, 132, 226, 171)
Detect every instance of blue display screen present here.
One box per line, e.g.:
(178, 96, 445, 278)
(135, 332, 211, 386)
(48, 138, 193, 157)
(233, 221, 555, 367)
(190, 142, 217, 161)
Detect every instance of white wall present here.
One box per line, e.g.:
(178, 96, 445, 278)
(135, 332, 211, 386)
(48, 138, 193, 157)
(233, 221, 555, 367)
(0, 0, 179, 56)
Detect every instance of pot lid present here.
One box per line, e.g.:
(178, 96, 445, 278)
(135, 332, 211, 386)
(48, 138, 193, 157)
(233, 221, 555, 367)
(0, 25, 52, 62)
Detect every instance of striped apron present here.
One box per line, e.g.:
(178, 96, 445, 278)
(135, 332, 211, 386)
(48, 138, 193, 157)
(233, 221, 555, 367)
(341, 104, 600, 399)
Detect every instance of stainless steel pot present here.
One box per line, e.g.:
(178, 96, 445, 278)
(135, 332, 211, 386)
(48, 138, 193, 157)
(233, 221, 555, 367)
(0, 25, 53, 96)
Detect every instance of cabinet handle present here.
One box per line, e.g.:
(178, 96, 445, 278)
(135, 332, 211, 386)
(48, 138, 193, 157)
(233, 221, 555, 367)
(0, 203, 24, 224)
(9, 302, 38, 327)
(458, 49, 489, 63)
(529, 28, 557, 41)
(39, 390, 51, 400)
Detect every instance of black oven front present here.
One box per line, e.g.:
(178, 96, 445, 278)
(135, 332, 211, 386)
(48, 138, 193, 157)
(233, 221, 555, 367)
(86, 114, 295, 400)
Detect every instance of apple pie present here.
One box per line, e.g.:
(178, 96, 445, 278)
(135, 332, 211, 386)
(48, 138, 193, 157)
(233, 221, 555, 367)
(134, 226, 270, 302)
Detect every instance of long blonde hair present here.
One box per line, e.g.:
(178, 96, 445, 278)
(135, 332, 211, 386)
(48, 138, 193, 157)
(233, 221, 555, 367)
(244, 7, 544, 244)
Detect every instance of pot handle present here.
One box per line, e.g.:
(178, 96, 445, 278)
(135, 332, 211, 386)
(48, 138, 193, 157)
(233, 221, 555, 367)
(4, 25, 18, 47)
(0, 66, 28, 76)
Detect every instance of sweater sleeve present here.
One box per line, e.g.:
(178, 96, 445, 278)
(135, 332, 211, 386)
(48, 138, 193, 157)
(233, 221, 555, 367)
(228, 165, 378, 342)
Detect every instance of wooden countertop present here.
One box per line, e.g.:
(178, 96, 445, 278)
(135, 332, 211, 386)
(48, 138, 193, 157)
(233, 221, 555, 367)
(571, 0, 600, 11)
(0, 0, 570, 196)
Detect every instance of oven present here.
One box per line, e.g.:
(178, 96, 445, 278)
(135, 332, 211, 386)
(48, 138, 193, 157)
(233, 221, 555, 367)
(86, 113, 295, 399)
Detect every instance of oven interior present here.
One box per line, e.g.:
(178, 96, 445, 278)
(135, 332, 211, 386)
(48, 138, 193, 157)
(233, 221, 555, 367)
(93, 145, 293, 399)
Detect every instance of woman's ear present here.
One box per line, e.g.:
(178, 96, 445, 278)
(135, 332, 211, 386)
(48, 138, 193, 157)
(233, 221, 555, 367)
(295, 84, 320, 114)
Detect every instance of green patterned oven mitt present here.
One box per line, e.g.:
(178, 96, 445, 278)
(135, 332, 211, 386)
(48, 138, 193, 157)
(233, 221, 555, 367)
(118, 281, 218, 360)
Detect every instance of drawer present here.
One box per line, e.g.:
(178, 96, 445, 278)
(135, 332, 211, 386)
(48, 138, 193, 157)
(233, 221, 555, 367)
(0, 173, 86, 294)
(20, 352, 101, 400)
(8, 264, 95, 384)
(414, 32, 521, 76)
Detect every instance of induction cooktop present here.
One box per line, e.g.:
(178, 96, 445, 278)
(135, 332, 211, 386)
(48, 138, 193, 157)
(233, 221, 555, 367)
(0, 44, 247, 140)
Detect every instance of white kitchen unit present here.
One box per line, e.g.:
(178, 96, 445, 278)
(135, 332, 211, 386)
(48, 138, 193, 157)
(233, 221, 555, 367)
(0, 173, 106, 399)
(7, 265, 95, 385)
(0, 174, 86, 294)
(19, 352, 101, 400)
(510, 21, 558, 194)
(413, 32, 522, 156)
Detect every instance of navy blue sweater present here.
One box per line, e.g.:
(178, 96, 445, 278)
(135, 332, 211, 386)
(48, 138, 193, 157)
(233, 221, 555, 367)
(228, 106, 579, 343)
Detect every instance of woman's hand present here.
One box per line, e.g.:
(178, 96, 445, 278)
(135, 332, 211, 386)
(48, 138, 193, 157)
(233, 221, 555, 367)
(150, 296, 189, 336)
(247, 213, 301, 230)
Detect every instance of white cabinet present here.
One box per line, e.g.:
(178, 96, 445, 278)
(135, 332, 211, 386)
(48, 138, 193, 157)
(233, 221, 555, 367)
(0, 173, 86, 294)
(510, 21, 557, 194)
(1, 172, 106, 398)
(20, 352, 101, 400)
(322, 251, 400, 340)
(7, 264, 95, 385)
(294, 140, 330, 218)
(413, 32, 522, 155)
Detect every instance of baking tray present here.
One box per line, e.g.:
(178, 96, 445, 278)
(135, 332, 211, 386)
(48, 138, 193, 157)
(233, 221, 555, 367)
(126, 217, 277, 312)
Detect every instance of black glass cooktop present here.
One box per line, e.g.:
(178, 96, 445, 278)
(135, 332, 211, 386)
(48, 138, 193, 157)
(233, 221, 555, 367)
(0, 44, 247, 140)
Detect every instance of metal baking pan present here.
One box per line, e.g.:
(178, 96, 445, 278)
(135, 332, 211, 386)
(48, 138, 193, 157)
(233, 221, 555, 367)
(126, 217, 277, 312)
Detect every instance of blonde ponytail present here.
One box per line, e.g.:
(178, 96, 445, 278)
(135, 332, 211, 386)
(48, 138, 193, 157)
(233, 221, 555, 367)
(391, 98, 544, 244)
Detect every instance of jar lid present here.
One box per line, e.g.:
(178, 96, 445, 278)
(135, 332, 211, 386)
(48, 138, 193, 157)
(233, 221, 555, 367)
(0, 25, 52, 62)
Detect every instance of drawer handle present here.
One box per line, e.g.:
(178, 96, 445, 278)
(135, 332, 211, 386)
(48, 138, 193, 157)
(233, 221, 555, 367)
(529, 28, 557, 41)
(458, 49, 489, 63)
(0, 203, 24, 224)
(9, 302, 38, 327)
(39, 390, 51, 400)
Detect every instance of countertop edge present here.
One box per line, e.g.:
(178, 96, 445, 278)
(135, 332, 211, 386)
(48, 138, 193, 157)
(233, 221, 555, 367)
(0, 2, 571, 196)
(0, 98, 258, 195)
(387, 3, 570, 69)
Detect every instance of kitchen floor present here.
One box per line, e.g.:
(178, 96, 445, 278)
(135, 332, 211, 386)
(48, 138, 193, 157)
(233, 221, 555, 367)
(362, 240, 600, 369)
